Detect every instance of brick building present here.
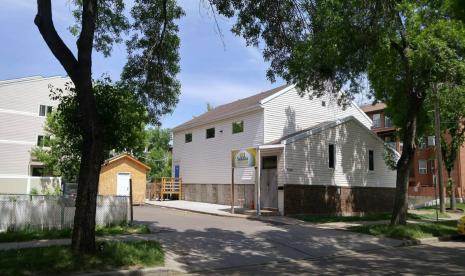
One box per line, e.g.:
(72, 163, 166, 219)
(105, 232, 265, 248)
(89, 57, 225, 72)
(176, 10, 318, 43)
(361, 103, 465, 201)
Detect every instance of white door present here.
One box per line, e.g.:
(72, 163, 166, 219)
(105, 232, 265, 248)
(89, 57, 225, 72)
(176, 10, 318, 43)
(117, 173, 131, 196)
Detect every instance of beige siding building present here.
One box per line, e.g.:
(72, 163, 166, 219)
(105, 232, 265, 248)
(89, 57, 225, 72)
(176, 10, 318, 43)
(172, 85, 396, 215)
(0, 76, 67, 194)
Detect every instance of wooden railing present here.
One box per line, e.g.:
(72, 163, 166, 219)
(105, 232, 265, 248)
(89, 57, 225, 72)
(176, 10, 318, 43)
(150, 177, 183, 200)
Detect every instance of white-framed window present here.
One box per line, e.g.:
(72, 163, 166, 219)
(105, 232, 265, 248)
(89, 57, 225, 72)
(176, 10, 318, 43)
(372, 113, 381, 128)
(419, 160, 428, 175)
(418, 137, 427, 149)
(427, 136, 436, 147)
(37, 135, 51, 147)
(232, 121, 244, 134)
(39, 105, 53, 117)
(385, 116, 393, 128)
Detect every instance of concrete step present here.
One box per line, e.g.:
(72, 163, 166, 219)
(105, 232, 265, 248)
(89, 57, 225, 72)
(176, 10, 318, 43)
(243, 209, 280, 216)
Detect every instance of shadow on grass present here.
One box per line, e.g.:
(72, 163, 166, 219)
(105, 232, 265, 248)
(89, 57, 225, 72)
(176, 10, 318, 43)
(0, 240, 163, 275)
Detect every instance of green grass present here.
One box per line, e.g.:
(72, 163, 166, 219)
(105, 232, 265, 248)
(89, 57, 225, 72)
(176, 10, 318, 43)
(0, 223, 150, 243)
(0, 241, 164, 275)
(348, 220, 458, 240)
(292, 212, 440, 224)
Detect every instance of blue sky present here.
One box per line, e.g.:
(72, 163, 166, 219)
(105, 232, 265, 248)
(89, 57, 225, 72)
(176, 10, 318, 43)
(0, 1, 284, 129)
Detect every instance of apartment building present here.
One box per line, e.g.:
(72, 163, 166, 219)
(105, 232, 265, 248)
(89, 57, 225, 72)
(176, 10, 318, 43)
(361, 103, 465, 201)
(0, 76, 68, 194)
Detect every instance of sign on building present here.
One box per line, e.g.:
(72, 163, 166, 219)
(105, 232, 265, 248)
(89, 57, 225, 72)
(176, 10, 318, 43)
(231, 148, 257, 168)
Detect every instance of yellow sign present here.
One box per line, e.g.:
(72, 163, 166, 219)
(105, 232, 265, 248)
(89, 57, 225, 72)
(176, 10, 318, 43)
(231, 148, 257, 168)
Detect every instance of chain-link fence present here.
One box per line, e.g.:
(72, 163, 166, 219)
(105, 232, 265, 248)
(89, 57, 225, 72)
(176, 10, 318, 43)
(0, 194, 129, 231)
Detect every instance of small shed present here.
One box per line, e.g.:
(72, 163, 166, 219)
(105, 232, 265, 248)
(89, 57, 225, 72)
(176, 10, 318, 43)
(98, 153, 150, 205)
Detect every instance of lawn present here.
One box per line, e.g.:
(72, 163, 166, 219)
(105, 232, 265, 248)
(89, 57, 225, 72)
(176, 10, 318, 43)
(0, 223, 150, 243)
(348, 220, 458, 240)
(0, 240, 164, 275)
(292, 212, 440, 224)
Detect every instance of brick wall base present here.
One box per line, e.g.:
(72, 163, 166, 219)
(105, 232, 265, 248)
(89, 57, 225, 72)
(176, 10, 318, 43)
(182, 183, 255, 209)
(283, 184, 396, 215)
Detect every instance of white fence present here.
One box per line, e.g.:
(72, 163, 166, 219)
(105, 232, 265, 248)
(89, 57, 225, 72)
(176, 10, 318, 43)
(0, 195, 129, 231)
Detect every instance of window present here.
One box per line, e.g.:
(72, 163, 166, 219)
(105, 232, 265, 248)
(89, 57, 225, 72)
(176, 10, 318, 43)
(385, 116, 393, 128)
(39, 105, 53, 117)
(328, 144, 335, 169)
(262, 156, 277, 169)
(321, 101, 326, 107)
(37, 135, 51, 147)
(419, 160, 428, 174)
(232, 121, 244, 134)
(418, 137, 427, 149)
(185, 133, 192, 143)
(369, 150, 374, 171)
(427, 136, 436, 147)
(372, 113, 381, 128)
(206, 128, 215, 139)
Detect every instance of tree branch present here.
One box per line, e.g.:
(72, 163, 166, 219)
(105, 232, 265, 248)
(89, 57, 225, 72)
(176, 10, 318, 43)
(77, 0, 98, 84)
(35, 0, 79, 80)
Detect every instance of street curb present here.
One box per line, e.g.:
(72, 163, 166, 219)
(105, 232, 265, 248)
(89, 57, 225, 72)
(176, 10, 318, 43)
(73, 266, 184, 276)
(399, 235, 462, 246)
(144, 202, 253, 219)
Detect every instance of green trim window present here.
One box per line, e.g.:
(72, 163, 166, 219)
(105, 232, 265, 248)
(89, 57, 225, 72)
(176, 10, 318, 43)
(185, 133, 192, 143)
(206, 128, 215, 139)
(232, 121, 244, 134)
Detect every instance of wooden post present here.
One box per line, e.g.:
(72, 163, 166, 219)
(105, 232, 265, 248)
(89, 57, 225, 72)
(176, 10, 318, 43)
(231, 167, 235, 214)
(129, 178, 134, 225)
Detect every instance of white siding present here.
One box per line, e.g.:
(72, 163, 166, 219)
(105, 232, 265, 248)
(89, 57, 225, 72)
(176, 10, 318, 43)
(262, 87, 372, 143)
(0, 76, 68, 176)
(280, 119, 396, 188)
(172, 110, 264, 184)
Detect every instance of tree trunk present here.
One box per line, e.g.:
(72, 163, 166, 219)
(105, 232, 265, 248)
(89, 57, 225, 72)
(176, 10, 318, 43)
(448, 171, 456, 210)
(391, 96, 421, 225)
(71, 81, 104, 254)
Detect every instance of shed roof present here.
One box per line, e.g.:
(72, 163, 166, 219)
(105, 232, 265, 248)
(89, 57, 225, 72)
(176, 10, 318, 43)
(173, 84, 290, 132)
(102, 153, 151, 171)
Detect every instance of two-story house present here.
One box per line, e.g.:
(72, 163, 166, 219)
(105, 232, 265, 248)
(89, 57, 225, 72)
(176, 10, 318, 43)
(172, 85, 397, 215)
(361, 103, 465, 203)
(0, 76, 68, 194)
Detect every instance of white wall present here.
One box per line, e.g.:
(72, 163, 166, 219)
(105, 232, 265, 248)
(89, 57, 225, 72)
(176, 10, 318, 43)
(0, 76, 68, 176)
(172, 110, 264, 184)
(280, 119, 396, 188)
(262, 87, 372, 143)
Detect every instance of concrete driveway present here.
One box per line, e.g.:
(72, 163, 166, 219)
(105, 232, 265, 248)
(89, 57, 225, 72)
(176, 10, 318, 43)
(134, 205, 408, 274)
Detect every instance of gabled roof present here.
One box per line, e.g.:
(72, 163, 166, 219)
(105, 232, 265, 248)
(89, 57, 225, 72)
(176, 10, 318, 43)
(173, 84, 290, 132)
(102, 153, 151, 171)
(360, 102, 386, 113)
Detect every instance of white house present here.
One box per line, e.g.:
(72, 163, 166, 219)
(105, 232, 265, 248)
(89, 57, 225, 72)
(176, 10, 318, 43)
(172, 85, 397, 215)
(0, 76, 68, 194)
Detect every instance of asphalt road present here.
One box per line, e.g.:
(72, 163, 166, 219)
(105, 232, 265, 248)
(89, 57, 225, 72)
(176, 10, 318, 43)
(134, 205, 465, 275)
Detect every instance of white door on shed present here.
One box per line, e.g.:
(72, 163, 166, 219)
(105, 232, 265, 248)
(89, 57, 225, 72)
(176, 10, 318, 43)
(117, 173, 131, 196)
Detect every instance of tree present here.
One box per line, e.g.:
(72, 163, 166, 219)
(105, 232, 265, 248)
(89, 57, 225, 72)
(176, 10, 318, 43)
(143, 127, 173, 181)
(210, 0, 465, 224)
(33, 80, 148, 181)
(433, 87, 465, 210)
(35, 0, 183, 252)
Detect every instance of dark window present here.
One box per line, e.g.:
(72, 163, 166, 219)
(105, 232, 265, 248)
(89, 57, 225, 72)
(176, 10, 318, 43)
(321, 101, 326, 107)
(185, 133, 192, 143)
(232, 121, 244, 134)
(369, 150, 374, 171)
(262, 156, 277, 169)
(39, 105, 53, 117)
(32, 167, 45, 177)
(37, 135, 51, 147)
(328, 144, 335, 169)
(206, 128, 215, 139)
(39, 105, 46, 116)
